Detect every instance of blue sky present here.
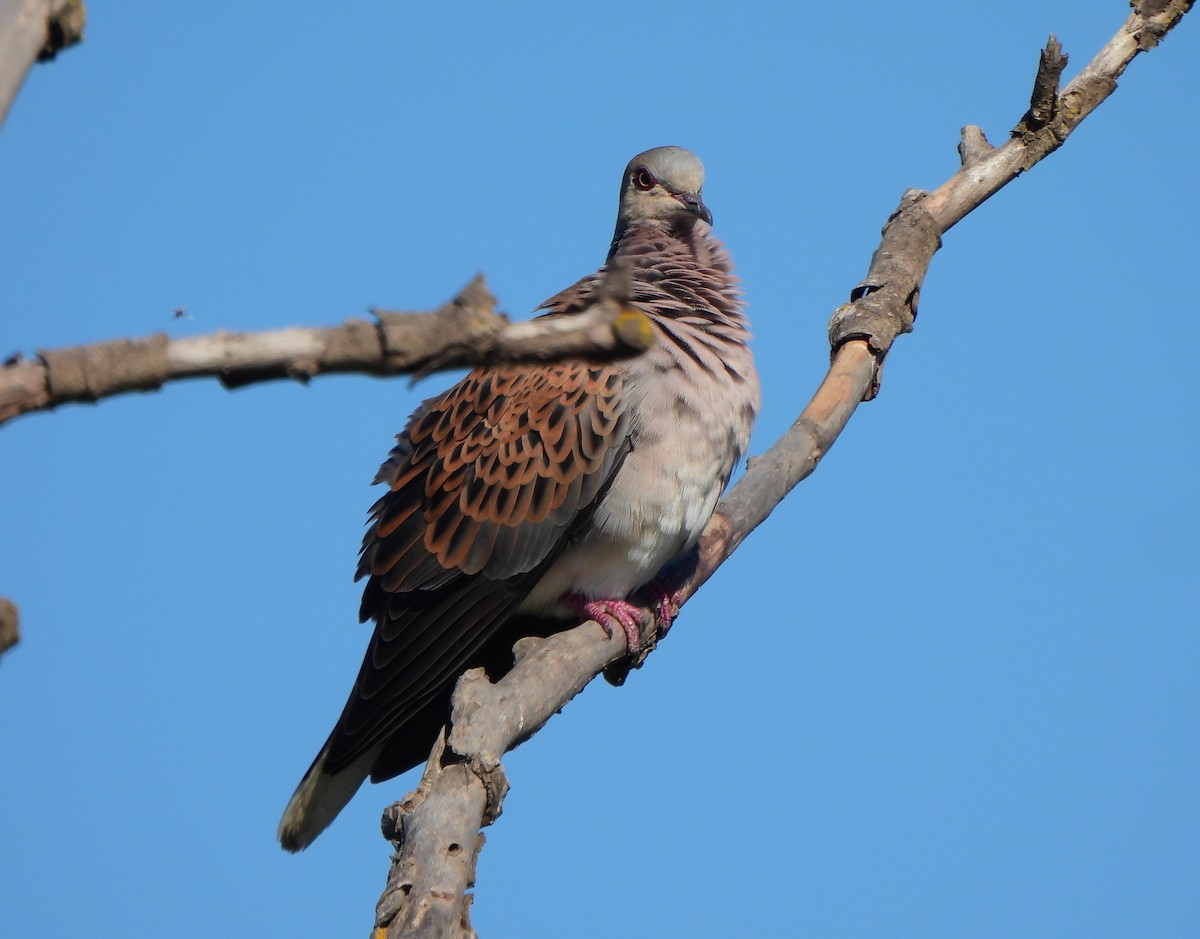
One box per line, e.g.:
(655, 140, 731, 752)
(2, 2, 1197, 937)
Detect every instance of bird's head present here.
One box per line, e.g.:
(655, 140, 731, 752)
(616, 146, 712, 232)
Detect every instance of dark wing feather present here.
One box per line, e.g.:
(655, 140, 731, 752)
(319, 360, 629, 778)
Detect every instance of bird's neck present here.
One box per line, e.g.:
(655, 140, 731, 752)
(607, 215, 703, 262)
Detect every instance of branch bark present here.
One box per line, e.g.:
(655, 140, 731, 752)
(0, 273, 654, 428)
(370, 4, 1194, 937)
(0, 0, 84, 131)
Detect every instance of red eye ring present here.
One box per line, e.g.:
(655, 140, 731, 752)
(634, 168, 656, 191)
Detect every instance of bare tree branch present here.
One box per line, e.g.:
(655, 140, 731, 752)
(0, 272, 654, 427)
(925, 1, 1193, 230)
(0, 0, 84, 130)
(371, 4, 1194, 936)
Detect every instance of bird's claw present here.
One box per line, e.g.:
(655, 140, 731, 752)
(560, 594, 647, 652)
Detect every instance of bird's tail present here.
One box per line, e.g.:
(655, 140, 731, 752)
(277, 743, 382, 852)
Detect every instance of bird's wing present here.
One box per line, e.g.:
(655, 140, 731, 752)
(534, 269, 604, 316)
(320, 359, 630, 776)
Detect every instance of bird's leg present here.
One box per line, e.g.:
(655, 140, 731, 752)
(560, 593, 647, 653)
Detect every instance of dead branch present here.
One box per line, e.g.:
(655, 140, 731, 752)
(372, 4, 1194, 937)
(0, 273, 653, 428)
(0, 0, 84, 130)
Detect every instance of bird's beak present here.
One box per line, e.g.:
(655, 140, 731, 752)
(674, 191, 713, 226)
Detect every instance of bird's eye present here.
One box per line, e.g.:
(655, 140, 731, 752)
(634, 168, 656, 191)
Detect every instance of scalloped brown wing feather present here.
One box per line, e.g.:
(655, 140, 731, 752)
(319, 360, 630, 776)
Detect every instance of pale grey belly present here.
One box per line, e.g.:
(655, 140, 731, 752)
(520, 424, 734, 615)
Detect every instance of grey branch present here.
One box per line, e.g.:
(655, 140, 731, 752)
(0, 0, 84, 130)
(0, 272, 653, 428)
(372, 4, 1194, 937)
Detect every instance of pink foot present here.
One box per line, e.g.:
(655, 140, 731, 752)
(560, 593, 647, 652)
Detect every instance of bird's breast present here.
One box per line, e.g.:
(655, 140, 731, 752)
(521, 360, 755, 614)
